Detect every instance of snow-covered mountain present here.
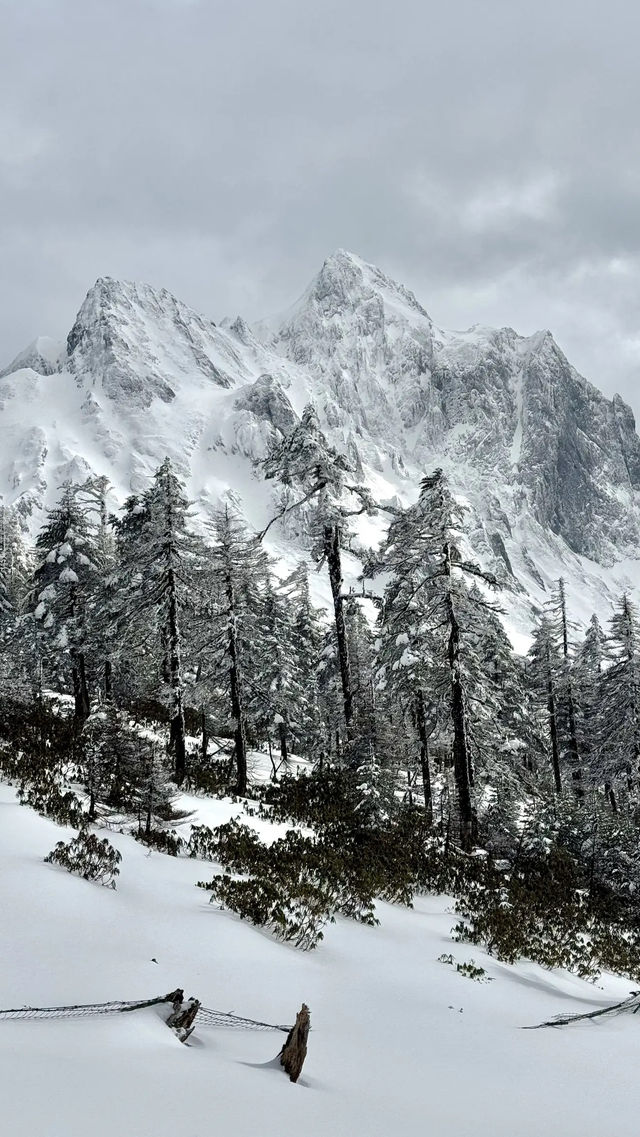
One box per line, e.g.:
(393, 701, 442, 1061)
(2, 250, 639, 636)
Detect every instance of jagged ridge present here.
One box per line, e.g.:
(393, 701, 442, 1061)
(1, 250, 639, 635)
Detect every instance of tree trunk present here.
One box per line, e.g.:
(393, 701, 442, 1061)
(545, 647, 562, 794)
(69, 578, 90, 722)
(166, 996, 201, 1043)
(104, 658, 112, 703)
(324, 523, 354, 744)
(225, 566, 248, 795)
(167, 564, 186, 785)
(201, 708, 208, 763)
(558, 581, 581, 793)
(71, 651, 91, 722)
(415, 688, 433, 824)
(566, 687, 583, 796)
(444, 543, 477, 852)
(278, 720, 289, 764)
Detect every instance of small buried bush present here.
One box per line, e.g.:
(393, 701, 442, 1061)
(438, 954, 491, 982)
(45, 830, 122, 888)
(207, 868, 339, 950)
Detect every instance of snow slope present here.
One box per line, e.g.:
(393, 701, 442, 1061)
(1, 251, 639, 639)
(0, 781, 637, 1137)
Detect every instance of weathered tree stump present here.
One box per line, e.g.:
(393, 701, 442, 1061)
(164, 988, 185, 1007)
(166, 994, 201, 1043)
(279, 1003, 310, 1083)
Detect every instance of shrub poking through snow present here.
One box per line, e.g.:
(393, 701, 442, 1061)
(134, 827, 185, 856)
(195, 816, 428, 949)
(19, 779, 85, 829)
(450, 845, 640, 981)
(438, 954, 491, 982)
(187, 823, 220, 861)
(45, 830, 122, 888)
(207, 870, 337, 950)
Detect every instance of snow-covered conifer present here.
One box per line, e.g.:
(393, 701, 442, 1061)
(262, 405, 376, 749)
(30, 483, 99, 720)
(113, 458, 199, 782)
(527, 616, 563, 794)
(598, 595, 640, 799)
(373, 469, 499, 850)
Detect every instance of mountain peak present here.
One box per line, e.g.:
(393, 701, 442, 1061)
(65, 276, 237, 409)
(0, 336, 65, 379)
(1, 256, 639, 622)
(308, 249, 431, 322)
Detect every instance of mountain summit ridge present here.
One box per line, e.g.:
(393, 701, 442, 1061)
(1, 252, 639, 633)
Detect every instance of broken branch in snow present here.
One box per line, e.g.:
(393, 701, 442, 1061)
(524, 991, 640, 1029)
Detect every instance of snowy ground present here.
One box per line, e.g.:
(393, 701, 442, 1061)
(0, 781, 637, 1137)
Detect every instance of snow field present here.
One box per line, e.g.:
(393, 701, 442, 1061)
(0, 782, 637, 1137)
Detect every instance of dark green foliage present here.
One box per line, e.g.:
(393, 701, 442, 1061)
(196, 802, 433, 949)
(197, 822, 360, 949)
(188, 822, 228, 860)
(451, 845, 640, 981)
(183, 751, 235, 797)
(258, 766, 357, 828)
(134, 827, 185, 856)
(0, 697, 76, 783)
(45, 830, 122, 887)
(200, 817, 265, 871)
(208, 871, 335, 950)
(438, 954, 491, 982)
(18, 780, 85, 828)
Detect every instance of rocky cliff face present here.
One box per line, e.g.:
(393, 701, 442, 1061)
(262, 250, 640, 566)
(1, 250, 639, 632)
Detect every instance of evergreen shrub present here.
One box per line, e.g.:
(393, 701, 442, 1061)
(45, 830, 122, 888)
(18, 780, 85, 828)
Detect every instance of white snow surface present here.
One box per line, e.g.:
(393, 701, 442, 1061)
(0, 780, 637, 1137)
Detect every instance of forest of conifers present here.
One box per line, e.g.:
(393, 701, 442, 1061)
(1, 407, 639, 970)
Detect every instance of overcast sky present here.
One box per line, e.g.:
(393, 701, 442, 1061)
(2, 0, 640, 418)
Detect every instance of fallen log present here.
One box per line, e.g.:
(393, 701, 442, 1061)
(279, 1003, 310, 1083)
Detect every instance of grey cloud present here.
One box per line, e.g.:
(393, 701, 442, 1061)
(2, 0, 640, 419)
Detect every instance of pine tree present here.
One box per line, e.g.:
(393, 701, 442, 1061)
(574, 614, 612, 804)
(547, 579, 582, 794)
(281, 563, 326, 761)
(133, 742, 176, 837)
(373, 470, 500, 850)
(203, 507, 268, 794)
(0, 507, 31, 696)
(527, 616, 563, 794)
(114, 459, 199, 783)
(0, 506, 29, 620)
(79, 476, 119, 703)
(78, 704, 141, 815)
(30, 483, 99, 721)
(599, 595, 640, 800)
(262, 405, 376, 752)
(246, 565, 324, 773)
